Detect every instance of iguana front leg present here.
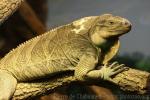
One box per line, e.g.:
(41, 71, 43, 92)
(75, 50, 126, 81)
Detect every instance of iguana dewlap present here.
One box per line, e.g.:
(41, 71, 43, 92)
(0, 14, 131, 99)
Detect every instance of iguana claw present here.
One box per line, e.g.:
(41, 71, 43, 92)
(100, 62, 128, 81)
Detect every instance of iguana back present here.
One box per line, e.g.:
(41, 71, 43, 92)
(0, 23, 96, 81)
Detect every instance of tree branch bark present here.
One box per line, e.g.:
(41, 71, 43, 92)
(12, 66, 150, 99)
(0, 0, 23, 24)
(110, 68, 150, 94)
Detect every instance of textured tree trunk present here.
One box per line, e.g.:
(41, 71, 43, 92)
(110, 68, 150, 94)
(13, 74, 76, 100)
(0, 0, 23, 24)
(12, 66, 150, 99)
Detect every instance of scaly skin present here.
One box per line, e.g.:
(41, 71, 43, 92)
(0, 16, 98, 82)
(0, 14, 131, 99)
(0, 0, 23, 24)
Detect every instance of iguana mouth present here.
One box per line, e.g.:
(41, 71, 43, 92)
(109, 26, 131, 34)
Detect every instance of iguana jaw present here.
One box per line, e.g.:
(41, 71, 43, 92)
(90, 31, 116, 49)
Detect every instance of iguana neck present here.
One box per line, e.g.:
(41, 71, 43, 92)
(90, 32, 111, 50)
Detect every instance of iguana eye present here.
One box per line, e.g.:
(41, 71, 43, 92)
(108, 21, 114, 25)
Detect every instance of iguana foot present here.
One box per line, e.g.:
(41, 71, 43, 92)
(100, 62, 128, 81)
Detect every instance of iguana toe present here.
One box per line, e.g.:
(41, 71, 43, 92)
(109, 61, 119, 68)
(112, 64, 125, 71)
(112, 66, 128, 75)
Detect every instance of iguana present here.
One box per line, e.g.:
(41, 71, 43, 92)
(0, 14, 131, 99)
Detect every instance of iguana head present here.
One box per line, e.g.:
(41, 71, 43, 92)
(90, 14, 131, 47)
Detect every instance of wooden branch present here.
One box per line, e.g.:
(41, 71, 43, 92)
(0, 0, 23, 24)
(19, 1, 46, 35)
(13, 74, 76, 100)
(12, 66, 150, 99)
(110, 68, 150, 94)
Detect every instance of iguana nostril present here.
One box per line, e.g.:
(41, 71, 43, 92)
(125, 22, 128, 25)
(122, 18, 131, 26)
(124, 22, 131, 26)
(125, 22, 132, 29)
(122, 21, 131, 28)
